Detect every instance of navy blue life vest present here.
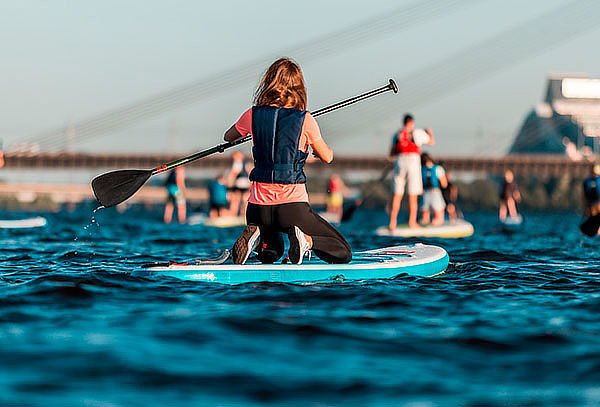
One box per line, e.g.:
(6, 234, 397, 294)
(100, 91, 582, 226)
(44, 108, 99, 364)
(249, 106, 308, 184)
(583, 176, 600, 204)
(422, 165, 440, 190)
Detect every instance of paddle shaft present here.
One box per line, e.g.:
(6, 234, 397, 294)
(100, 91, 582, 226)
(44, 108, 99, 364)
(151, 79, 398, 175)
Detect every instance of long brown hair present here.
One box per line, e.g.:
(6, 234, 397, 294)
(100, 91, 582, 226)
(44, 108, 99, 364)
(254, 58, 307, 111)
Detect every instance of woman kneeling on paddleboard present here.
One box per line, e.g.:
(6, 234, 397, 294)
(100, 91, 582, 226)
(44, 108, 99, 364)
(224, 58, 352, 265)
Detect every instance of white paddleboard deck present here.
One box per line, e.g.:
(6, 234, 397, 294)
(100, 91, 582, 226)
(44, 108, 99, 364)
(136, 244, 449, 284)
(376, 219, 474, 238)
(0, 216, 47, 229)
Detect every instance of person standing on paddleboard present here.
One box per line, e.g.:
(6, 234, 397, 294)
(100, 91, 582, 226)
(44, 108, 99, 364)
(208, 174, 229, 218)
(227, 151, 252, 217)
(163, 167, 187, 224)
(224, 58, 352, 265)
(498, 170, 521, 221)
(388, 114, 435, 230)
(583, 165, 600, 217)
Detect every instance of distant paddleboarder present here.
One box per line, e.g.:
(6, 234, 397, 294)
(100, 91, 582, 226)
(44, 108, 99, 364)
(326, 174, 350, 222)
(388, 114, 435, 230)
(224, 58, 351, 265)
(442, 169, 459, 220)
(163, 167, 187, 224)
(583, 165, 600, 216)
(499, 170, 521, 222)
(208, 174, 229, 218)
(420, 153, 448, 226)
(227, 151, 252, 217)
(580, 164, 600, 236)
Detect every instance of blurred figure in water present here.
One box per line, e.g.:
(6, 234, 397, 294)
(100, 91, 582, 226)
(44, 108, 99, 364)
(0, 139, 4, 168)
(583, 164, 600, 217)
(441, 169, 459, 220)
(227, 151, 252, 217)
(164, 167, 186, 224)
(326, 174, 349, 221)
(208, 174, 229, 218)
(499, 170, 521, 221)
(420, 153, 447, 226)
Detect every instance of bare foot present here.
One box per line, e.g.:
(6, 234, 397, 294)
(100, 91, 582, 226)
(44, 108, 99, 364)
(408, 223, 421, 229)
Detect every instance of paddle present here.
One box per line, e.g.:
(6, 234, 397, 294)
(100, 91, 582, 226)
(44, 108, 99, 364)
(92, 79, 398, 207)
(580, 214, 600, 237)
(340, 163, 393, 223)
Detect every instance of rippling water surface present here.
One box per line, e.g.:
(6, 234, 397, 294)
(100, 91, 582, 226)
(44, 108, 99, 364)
(1, 206, 599, 407)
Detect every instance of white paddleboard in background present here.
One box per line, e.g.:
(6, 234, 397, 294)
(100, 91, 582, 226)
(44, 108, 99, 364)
(188, 214, 246, 228)
(136, 244, 449, 284)
(0, 216, 47, 229)
(377, 219, 474, 238)
(500, 215, 523, 226)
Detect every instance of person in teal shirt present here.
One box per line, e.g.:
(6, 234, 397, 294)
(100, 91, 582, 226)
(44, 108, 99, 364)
(208, 174, 229, 218)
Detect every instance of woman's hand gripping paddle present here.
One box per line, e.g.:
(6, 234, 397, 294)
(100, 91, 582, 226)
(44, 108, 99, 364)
(92, 79, 398, 207)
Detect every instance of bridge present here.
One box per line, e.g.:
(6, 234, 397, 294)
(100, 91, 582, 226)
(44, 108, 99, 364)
(3, 152, 597, 178)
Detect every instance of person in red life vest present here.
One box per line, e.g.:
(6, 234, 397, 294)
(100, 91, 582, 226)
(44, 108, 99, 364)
(223, 58, 352, 265)
(388, 114, 435, 230)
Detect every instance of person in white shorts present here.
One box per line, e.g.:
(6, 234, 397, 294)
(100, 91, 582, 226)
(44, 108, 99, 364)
(388, 114, 435, 230)
(420, 153, 448, 226)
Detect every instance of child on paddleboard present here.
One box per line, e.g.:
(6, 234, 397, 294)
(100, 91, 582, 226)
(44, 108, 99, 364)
(224, 58, 352, 265)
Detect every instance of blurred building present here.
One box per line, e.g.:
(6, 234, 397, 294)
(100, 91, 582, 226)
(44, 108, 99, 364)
(510, 75, 600, 159)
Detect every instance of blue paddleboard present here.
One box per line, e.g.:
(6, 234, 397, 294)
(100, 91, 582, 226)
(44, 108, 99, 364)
(136, 244, 449, 284)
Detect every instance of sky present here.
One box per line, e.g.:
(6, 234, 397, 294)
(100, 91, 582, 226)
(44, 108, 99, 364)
(1, 0, 599, 157)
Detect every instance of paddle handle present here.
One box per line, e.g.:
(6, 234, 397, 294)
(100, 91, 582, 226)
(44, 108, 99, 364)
(151, 79, 398, 175)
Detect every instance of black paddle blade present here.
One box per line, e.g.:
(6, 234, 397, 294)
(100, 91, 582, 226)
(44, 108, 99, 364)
(580, 215, 600, 237)
(91, 169, 152, 207)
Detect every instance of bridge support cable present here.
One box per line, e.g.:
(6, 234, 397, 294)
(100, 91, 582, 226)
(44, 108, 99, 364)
(28, 0, 478, 151)
(321, 0, 600, 147)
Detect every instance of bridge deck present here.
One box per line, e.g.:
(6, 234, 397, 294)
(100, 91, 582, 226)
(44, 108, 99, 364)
(3, 153, 597, 178)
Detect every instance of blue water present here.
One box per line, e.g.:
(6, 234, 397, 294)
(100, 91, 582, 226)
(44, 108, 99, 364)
(1, 207, 599, 407)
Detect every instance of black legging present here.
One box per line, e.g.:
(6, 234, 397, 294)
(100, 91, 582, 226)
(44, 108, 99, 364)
(246, 202, 352, 264)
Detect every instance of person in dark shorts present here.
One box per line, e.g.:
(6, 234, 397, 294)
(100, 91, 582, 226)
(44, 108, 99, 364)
(499, 170, 521, 221)
(441, 170, 459, 220)
(227, 151, 252, 217)
(223, 58, 351, 265)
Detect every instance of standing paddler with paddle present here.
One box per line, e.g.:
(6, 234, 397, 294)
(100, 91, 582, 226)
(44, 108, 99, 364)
(225, 58, 351, 265)
(388, 114, 435, 231)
